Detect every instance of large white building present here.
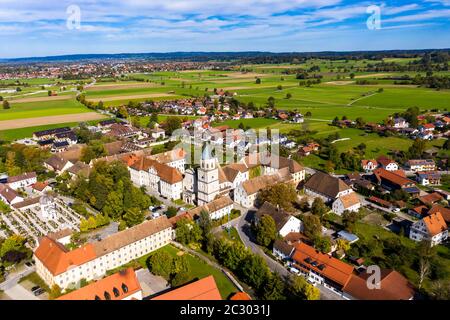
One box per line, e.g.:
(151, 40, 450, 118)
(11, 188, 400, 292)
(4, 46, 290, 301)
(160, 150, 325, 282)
(7, 172, 37, 190)
(34, 216, 173, 289)
(129, 156, 183, 200)
(409, 212, 448, 246)
(149, 148, 186, 174)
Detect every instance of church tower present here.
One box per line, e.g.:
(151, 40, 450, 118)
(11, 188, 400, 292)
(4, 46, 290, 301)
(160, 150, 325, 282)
(197, 144, 219, 206)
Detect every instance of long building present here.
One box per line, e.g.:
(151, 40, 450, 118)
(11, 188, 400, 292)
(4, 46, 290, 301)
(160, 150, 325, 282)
(34, 216, 173, 289)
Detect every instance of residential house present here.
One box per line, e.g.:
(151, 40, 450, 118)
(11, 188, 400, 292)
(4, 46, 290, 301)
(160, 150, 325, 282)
(234, 174, 286, 208)
(0, 184, 24, 205)
(393, 117, 409, 129)
(377, 156, 398, 171)
(373, 168, 417, 193)
(406, 159, 436, 172)
(419, 192, 444, 206)
(416, 172, 441, 186)
(255, 202, 303, 237)
(409, 212, 448, 246)
(7, 172, 37, 190)
(361, 160, 378, 173)
(273, 239, 295, 261)
(332, 192, 361, 216)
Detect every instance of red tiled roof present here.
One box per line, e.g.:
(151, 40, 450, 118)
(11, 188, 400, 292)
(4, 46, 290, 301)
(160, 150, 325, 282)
(151, 276, 222, 300)
(422, 212, 448, 236)
(292, 242, 354, 288)
(230, 292, 252, 300)
(373, 168, 415, 188)
(57, 268, 141, 300)
(419, 192, 444, 205)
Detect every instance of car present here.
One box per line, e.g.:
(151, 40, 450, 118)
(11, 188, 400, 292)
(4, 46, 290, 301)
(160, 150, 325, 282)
(152, 206, 162, 212)
(178, 207, 186, 212)
(393, 208, 400, 213)
(33, 288, 45, 296)
(25, 261, 34, 267)
(31, 286, 40, 293)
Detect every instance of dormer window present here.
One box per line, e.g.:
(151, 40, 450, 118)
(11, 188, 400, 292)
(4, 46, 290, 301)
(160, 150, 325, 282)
(122, 283, 128, 293)
(94, 295, 101, 300)
(113, 287, 120, 297)
(104, 291, 111, 300)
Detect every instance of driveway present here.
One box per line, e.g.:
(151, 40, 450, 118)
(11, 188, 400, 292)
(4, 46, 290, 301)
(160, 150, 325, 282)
(4, 284, 39, 300)
(135, 269, 169, 298)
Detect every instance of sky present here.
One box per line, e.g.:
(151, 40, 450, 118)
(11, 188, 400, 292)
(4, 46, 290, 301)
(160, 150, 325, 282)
(0, 0, 449, 58)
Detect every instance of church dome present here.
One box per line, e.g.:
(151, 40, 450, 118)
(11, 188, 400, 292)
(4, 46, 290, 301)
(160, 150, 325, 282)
(40, 194, 54, 206)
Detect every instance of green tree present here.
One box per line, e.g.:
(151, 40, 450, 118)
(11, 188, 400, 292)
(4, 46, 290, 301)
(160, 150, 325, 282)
(123, 207, 144, 227)
(258, 183, 297, 212)
(102, 190, 124, 219)
(198, 210, 212, 237)
(147, 250, 173, 279)
(176, 218, 202, 245)
(239, 254, 270, 291)
(49, 284, 62, 300)
(311, 198, 328, 220)
(255, 215, 277, 247)
(260, 273, 286, 300)
(302, 214, 322, 240)
(165, 116, 182, 135)
(287, 275, 320, 300)
(165, 206, 178, 218)
(314, 236, 332, 253)
(3, 100, 10, 109)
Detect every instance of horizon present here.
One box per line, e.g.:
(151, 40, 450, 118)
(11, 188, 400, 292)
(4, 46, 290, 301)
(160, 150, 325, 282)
(1, 0, 450, 59)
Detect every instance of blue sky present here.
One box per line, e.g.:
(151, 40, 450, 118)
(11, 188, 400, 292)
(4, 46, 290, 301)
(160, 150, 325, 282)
(0, 0, 449, 58)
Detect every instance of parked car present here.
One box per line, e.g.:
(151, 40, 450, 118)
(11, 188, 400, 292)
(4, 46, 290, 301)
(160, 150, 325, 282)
(31, 286, 40, 293)
(33, 288, 45, 296)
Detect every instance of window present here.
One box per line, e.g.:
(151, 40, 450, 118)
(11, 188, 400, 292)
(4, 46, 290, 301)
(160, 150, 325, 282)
(104, 291, 111, 300)
(113, 287, 120, 298)
(122, 283, 128, 293)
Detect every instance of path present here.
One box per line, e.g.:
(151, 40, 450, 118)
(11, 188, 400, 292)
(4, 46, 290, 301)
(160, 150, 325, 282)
(347, 92, 378, 106)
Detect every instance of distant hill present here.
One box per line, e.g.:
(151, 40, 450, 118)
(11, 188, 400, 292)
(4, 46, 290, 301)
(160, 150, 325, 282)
(1, 49, 449, 64)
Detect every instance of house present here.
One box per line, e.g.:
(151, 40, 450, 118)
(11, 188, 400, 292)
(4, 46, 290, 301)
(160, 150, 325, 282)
(57, 268, 142, 300)
(151, 276, 221, 300)
(361, 159, 378, 172)
(273, 239, 295, 261)
(343, 269, 415, 300)
(0, 184, 24, 205)
(377, 156, 398, 171)
(406, 159, 436, 172)
(33, 127, 72, 141)
(332, 193, 361, 216)
(409, 212, 448, 246)
(186, 196, 233, 221)
(419, 123, 435, 133)
(393, 117, 409, 129)
(304, 172, 353, 204)
(7, 172, 37, 190)
(416, 171, 441, 186)
(436, 189, 450, 201)
(255, 202, 303, 237)
(408, 205, 429, 219)
(419, 192, 444, 206)
(429, 205, 450, 225)
(149, 148, 186, 174)
(367, 196, 392, 209)
(290, 242, 354, 292)
(150, 128, 166, 140)
(47, 228, 73, 246)
(373, 168, 416, 192)
(34, 216, 173, 289)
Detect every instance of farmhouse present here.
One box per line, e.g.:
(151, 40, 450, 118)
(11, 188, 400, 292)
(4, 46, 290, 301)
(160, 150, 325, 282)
(304, 172, 353, 204)
(373, 168, 416, 192)
(332, 192, 361, 216)
(376, 156, 398, 171)
(361, 159, 378, 172)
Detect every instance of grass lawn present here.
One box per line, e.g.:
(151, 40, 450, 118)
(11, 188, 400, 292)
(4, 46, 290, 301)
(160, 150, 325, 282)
(222, 227, 244, 245)
(213, 118, 280, 129)
(139, 244, 237, 299)
(19, 272, 50, 292)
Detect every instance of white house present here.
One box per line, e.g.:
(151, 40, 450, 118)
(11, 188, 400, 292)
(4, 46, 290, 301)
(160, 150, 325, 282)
(332, 193, 361, 216)
(7, 172, 37, 190)
(34, 216, 173, 289)
(377, 156, 399, 171)
(234, 175, 285, 208)
(255, 202, 303, 237)
(409, 212, 448, 246)
(273, 240, 295, 261)
(149, 148, 186, 174)
(150, 128, 166, 140)
(406, 159, 436, 172)
(0, 184, 24, 205)
(361, 160, 378, 173)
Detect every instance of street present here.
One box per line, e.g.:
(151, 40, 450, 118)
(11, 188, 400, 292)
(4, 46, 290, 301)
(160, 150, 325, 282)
(232, 204, 344, 300)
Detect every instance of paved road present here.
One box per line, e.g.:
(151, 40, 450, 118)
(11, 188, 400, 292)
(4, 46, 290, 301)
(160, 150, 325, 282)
(0, 265, 35, 291)
(4, 284, 39, 300)
(233, 205, 344, 300)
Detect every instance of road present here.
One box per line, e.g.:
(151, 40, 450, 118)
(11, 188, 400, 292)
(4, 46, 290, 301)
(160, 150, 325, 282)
(232, 204, 344, 300)
(0, 265, 35, 291)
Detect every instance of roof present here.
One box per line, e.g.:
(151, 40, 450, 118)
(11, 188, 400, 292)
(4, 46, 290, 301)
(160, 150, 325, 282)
(150, 148, 186, 164)
(0, 183, 21, 203)
(377, 156, 396, 167)
(187, 196, 234, 219)
(343, 269, 415, 300)
(151, 276, 222, 300)
(67, 161, 91, 177)
(419, 192, 444, 205)
(410, 205, 429, 217)
(57, 268, 141, 300)
(336, 192, 360, 209)
(361, 159, 378, 167)
(407, 159, 435, 166)
(7, 172, 36, 183)
(255, 202, 295, 232)
(422, 212, 448, 237)
(92, 216, 172, 256)
(337, 230, 359, 243)
(47, 228, 73, 241)
(304, 172, 351, 199)
(11, 196, 41, 209)
(373, 168, 415, 188)
(368, 196, 392, 208)
(428, 205, 450, 224)
(292, 242, 354, 287)
(34, 237, 97, 276)
(241, 174, 287, 195)
(35, 216, 172, 275)
(32, 181, 49, 191)
(130, 156, 183, 184)
(230, 292, 252, 300)
(273, 239, 295, 257)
